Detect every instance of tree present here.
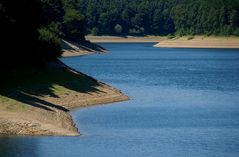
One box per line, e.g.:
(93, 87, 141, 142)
(38, 28, 62, 61)
(62, 8, 85, 41)
(41, 0, 64, 25)
(0, 0, 66, 69)
(114, 24, 123, 34)
(73, 0, 239, 36)
(91, 27, 99, 35)
(99, 12, 111, 33)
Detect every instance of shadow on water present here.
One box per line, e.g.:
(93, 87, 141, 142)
(0, 136, 39, 157)
(0, 60, 102, 112)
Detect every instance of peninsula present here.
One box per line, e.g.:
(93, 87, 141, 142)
(0, 42, 129, 136)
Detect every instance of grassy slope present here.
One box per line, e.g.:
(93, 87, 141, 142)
(1, 66, 96, 110)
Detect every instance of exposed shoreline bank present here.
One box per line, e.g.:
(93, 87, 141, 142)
(154, 36, 239, 49)
(86, 35, 239, 49)
(61, 39, 108, 57)
(86, 35, 165, 43)
(0, 41, 129, 136)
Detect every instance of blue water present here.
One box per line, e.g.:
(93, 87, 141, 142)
(1, 43, 239, 157)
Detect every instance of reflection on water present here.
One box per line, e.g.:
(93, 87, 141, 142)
(1, 44, 239, 157)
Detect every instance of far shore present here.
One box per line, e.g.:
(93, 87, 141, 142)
(154, 36, 239, 49)
(86, 35, 239, 49)
(86, 35, 166, 43)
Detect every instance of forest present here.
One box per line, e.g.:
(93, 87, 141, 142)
(0, 0, 239, 69)
(74, 0, 239, 36)
(0, 0, 85, 68)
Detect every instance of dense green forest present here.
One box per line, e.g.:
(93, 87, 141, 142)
(0, 0, 85, 68)
(72, 0, 239, 36)
(1, 0, 239, 69)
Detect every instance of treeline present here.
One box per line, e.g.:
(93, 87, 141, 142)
(1, 0, 239, 69)
(73, 0, 239, 36)
(0, 0, 85, 68)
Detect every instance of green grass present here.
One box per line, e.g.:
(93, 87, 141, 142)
(0, 95, 29, 112)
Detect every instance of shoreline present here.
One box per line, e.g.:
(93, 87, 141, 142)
(154, 36, 239, 49)
(86, 35, 165, 43)
(86, 35, 239, 49)
(0, 41, 129, 136)
(61, 39, 108, 57)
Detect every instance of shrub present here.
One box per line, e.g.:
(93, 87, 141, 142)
(128, 27, 144, 36)
(114, 24, 123, 34)
(167, 34, 176, 39)
(187, 35, 194, 40)
(91, 27, 99, 35)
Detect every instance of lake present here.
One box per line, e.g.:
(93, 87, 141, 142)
(1, 43, 239, 157)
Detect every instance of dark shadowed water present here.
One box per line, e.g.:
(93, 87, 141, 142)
(1, 43, 239, 157)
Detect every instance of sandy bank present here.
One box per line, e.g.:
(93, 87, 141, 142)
(86, 35, 165, 43)
(154, 36, 239, 48)
(61, 39, 107, 57)
(0, 59, 128, 136)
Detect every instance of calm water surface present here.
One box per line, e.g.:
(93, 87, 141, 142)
(1, 43, 239, 157)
